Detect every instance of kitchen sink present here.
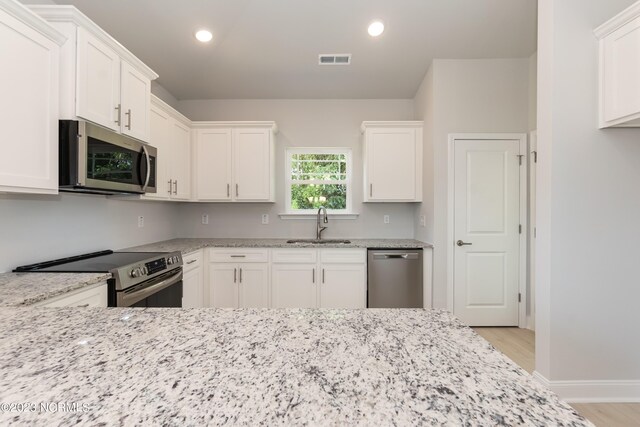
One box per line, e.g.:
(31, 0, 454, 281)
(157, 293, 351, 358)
(286, 239, 352, 245)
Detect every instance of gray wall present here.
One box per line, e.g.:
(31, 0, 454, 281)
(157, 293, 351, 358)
(413, 58, 532, 309)
(0, 194, 177, 272)
(537, 0, 640, 386)
(176, 99, 418, 240)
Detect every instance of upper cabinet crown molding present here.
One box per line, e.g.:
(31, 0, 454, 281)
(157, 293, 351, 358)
(594, 1, 640, 38)
(360, 120, 424, 133)
(192, 121, 278, 134)
(0, 0, 66, 45)
(595, 1, 640, 128)
(151, 94, 191, 127)
(27, 5, 157, 80)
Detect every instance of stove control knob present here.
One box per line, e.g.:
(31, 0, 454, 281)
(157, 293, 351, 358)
(141, 266, 148, 275)
(167, 257, 174, 265)
(174, 256, 180, 264)
(129, 268, 141, 278)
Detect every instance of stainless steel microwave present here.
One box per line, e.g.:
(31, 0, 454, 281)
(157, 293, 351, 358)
(59, 120, 157, 195)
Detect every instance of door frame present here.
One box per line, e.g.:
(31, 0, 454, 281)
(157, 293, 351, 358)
(447, 133, 528, 328)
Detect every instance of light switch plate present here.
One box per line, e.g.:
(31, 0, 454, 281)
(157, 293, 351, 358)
(202, 214, 209, 225)
(383, 215, 390, 224)
(420, 215, 426, 227)
(137, 216, 144, 228)
(262, 214, 269, 225)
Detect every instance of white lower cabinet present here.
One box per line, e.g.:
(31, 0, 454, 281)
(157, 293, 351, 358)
(35, 282, 108, 308)
(208, 249, 269, 308)
(182, 250, 204, 308)
(271, 248, 366, 309)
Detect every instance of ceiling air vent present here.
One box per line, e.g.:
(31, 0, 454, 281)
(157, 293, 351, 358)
(319, 54, 352, 65)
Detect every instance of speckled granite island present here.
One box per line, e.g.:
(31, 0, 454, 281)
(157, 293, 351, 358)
(0, 307, 590, 426)
(123, 238, 432, 254)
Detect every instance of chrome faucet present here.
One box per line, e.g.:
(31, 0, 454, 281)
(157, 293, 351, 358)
(316, 206, 328, 240)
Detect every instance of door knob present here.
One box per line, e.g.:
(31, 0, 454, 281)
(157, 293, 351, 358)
(457, 240, 473, 247)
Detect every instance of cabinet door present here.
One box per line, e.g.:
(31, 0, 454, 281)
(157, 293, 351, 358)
(238, 263, 269, 308)
(366, 128, 417, 201)
(0, 9, 59, 194)
(319, 264, 366, 309)
(76, 27, 120, 131)
(146, 105, 171, 199)
(233, 128, 271, 201)
(120, 61, 151, 142)
(196, 129, 232, 200)
(170, 120, 191, 200)
(209, 263, 238, 308)
(183, 265, 204, 308)
(602, 16, 640, 126)
(271, 264, 317, 308)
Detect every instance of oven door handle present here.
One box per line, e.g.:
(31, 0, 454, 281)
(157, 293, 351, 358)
(121, 270, 182, 307)
(141, 145, 151, 191)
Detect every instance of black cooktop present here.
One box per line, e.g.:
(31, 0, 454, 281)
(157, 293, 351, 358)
(13, 250, 168, 273)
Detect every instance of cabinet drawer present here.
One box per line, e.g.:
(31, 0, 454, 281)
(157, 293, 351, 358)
(271, 249, 317, 264)
(320, 249, 366, 264)
(208, 248, 268, 263)
(183, 250, 203, 271)
(35, 282, 108, 308)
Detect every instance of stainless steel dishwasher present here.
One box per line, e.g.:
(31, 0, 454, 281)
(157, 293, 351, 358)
(368, 249, 423, 308)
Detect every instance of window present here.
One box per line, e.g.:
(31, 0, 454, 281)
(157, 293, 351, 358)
(285, 148, 352, 213)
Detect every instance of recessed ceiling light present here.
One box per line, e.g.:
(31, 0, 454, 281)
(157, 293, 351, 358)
(368, 21, 385, 37)
(195, 29, 213, 43)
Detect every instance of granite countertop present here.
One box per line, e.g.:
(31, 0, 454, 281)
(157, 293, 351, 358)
(0, 308, 590, 426)
(123, 238, 433, 254)
(0, 272, 110, 307)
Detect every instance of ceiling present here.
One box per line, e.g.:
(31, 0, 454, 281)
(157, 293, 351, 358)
(50, 0, 537, 100)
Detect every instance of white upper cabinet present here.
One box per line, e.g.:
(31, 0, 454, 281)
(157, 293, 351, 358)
(145, 95, 192, 201)
(0, 0, 65, 194)
(76, 27, 120, 131)
(195, 128, 233, 201)
(362, 121, 423, 202)
(596, 2, 640, 128)
(29, 5, 158, 141)
(193, 122, 276, 202)
(120, 60, 151, 141)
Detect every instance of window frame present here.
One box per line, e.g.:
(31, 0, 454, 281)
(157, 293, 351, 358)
(285, 147, 353, 214)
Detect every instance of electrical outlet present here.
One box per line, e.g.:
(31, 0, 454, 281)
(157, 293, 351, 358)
(261, 214, 269, 225)
(383, 215, 390, 224)
(420, 215, 426, 227)
(202, 214, 209, 225)
(137, 216, 144, 228)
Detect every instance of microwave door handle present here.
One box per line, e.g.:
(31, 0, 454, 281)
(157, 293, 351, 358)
(141, 145, 151, 191)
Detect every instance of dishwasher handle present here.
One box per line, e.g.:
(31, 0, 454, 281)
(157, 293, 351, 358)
(372, 252, 420, 260)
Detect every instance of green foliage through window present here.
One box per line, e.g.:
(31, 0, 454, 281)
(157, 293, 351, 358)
(289, 152, 349, 211)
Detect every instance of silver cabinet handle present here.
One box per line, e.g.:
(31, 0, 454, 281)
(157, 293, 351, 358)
(186, 259, 197, 265)
(370, 183, 373, 197)
(234, 268, 237, 283)
(312, 268, 315, 283)
(239, 268, 242, 283)
(173, 180, 178, 195)
(125, 109, 132, 130)
(457, 240, 473, 247)
(227, 183, 230, 198)
(230, 255, 246, 258)
(236, 183, 239, 197)
(115, 104, 121, 125)
(77, 303, 89, 308)
(168, 180, 172, 195)
(322, 268, 325, 284)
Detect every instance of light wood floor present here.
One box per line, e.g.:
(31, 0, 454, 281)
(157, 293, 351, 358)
(473, 327, 640, 427)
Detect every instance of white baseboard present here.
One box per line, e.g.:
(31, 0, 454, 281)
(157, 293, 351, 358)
(532, 371, 640, 403)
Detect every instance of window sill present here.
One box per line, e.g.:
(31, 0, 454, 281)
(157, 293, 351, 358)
(278, 212, 360, 220)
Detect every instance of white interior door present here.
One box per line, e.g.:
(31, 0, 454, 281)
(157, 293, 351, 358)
(453, 139, 521, 326)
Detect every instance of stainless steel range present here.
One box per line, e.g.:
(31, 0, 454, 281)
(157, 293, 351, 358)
(14, 250, 183, 307)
